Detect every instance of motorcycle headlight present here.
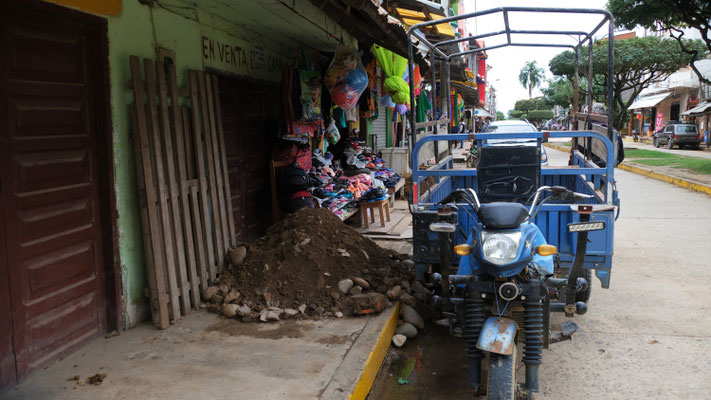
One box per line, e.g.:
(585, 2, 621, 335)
(481, 231, 522, 265)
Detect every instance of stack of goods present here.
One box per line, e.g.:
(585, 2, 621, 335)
(276, 136, 402, 220)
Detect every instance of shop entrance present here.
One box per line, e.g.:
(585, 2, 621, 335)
(218, 76, 281, 243)
(0, 0, 111, 388)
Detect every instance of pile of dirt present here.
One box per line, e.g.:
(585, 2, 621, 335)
(204, 208, 416, 322)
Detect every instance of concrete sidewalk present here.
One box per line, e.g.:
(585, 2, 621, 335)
(1, 308, 398, 400)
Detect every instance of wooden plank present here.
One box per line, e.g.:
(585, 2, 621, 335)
(156, 60, 191, 315)
(168, 64, 201, 309)
(129, 56, 170, 329)
(197, 71, 224, 279)
(205, 74, 230, 254)
(144, 58, 181, 322)
(210, 75, 236, 247)
(129, 104, 160, 327)
(182, 107, 209, 293)
(188, 70, 217, 282)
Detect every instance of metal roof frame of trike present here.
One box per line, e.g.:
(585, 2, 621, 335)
(405, 7, 616, 150)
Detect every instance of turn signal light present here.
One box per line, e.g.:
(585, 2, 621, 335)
(536, 244, 557, 256)
(454, 244, 472, 256)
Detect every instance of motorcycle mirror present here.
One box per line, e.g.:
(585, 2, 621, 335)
(454, 244, 471, 256)
(429, 222, 456, 233)
(536, 244, 557, 256)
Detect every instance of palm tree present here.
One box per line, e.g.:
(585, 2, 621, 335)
(519, 61, 545, 98)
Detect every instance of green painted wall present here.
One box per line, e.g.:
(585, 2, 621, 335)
(106, 0, 351, 327)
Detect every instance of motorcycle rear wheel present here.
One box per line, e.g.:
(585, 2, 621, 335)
(486, 346, 517, 400)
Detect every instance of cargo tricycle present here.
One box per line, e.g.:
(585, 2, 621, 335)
(404, 7, 619, 400)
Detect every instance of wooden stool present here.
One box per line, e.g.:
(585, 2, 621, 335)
(359, 198, 391, 228)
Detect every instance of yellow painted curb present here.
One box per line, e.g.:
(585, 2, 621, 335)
(544, 143, 571, 153)
(348, 302, 401, 400)
(617, 163, 711, 197)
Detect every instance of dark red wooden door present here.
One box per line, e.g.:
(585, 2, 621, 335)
(0, 2, 107, 383)
(219, 77, 280, 243)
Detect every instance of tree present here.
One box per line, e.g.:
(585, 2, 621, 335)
(607, 0, 711, 85)
(514, 98, 551, 113)
(549, 35, 707, 129)
(496, 111, 505, 120)
(518, 61, 545, 98)
(542, 78, 580, 108)
(527, 110, 555, 122)
(508, 109, 526, 119)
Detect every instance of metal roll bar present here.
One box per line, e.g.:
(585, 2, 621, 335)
(405, 7, 615, 168)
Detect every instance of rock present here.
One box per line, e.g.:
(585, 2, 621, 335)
(400, 280, 411, 294)
(222, 304, 239, 318)
(207, 303, 220, 313)
(351, 277, 370, 289)
(298, 304, 307, 314)
(228, 246, 247, 265)
(284, 308, 299, 317)
(352, 293, 391, 315)
(338, 279, 354, 294)
(414, 292, 428, 303)
(401, 305, 425, 329)
(202, 286, 220, 302)
(317, 276, 325, 289)
(399, 293, 417, 308)
(386, 285, 402, 300)
(330, 291, 341, 301)
(362, 250, 370, 260)
(349, 286, 363, 295)
(219, 285, 230, 295)
(300, 238, 311, 246)
(237, 305, 252, 317)
(396, 322, 418, 339)
(335, 311, 344, 318)
(324, 272, 331, 277)
(412, 281, 429, 297)
(402, 259, 415, 268)
(259, 308, 283, 322)
(223, 290, 241, 304)
(392, 334, 407, 348)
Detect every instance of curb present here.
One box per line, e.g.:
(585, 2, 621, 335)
(617, 163, 711, 197)
(348, 302, 400, 400)
(320, 302, 400, 400)
(545, 143, 711, 197)
(544, 143, 571, 153)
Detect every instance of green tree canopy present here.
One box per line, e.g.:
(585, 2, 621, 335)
(526, 110, 554, 121)
(607, 0, 711, 85)
(508, 109, 526, 119)
(542, 78, 578, 108)
(518, 61, 545, 98)
(549, 35, 708, 128)
(513, 97, 551, 113)
(496, 111, 505, 120)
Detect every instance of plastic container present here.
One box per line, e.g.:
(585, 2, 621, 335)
(380, 147, 411, 175)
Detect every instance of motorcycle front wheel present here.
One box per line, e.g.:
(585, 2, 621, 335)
(486, 346, 517, 400)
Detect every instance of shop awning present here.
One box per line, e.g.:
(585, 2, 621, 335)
(474, 108, 492, 118)
(628, 92, 671, 110)
(451, 81, 478, 106)
(681, 101, 711, 116)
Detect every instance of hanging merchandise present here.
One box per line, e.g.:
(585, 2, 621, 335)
(325, 43, 369, 110)
(371, 44, 409, 114)
(413, 66, 423, 96)
(416, 90, 432, 131)
(299, 70, 323, 121)
(325, 118, 341, 145)
(360, 59, 378, 120)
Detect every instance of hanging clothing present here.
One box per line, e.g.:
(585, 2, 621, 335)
(416, 91, 432, 132)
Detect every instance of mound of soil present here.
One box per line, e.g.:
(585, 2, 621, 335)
(210, 208, 414, 321)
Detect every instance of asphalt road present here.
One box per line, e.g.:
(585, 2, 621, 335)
(370, 148, 711, 399)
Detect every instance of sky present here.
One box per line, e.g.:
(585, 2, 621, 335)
(462, 0, 609, 115)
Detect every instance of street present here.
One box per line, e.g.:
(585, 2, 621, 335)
(369, 148, 711, 399)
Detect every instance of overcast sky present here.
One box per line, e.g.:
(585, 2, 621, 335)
(463, 0, 609, 114)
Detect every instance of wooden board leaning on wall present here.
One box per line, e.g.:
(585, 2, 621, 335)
(129, 55, 236, 329)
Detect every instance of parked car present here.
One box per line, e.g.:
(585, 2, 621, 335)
(653, 122, 701, 149)
(479, 120, 549, 165)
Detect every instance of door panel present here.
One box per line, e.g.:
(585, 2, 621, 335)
(0, 3, 107, 381)
(219, 77, 280, 244)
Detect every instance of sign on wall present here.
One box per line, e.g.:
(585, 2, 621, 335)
(200, 29, 292, 83)
(656, 112, 664, 131)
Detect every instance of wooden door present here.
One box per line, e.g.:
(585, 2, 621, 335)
(0, 1, 108, 383)
(219, 77, 280, 243)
